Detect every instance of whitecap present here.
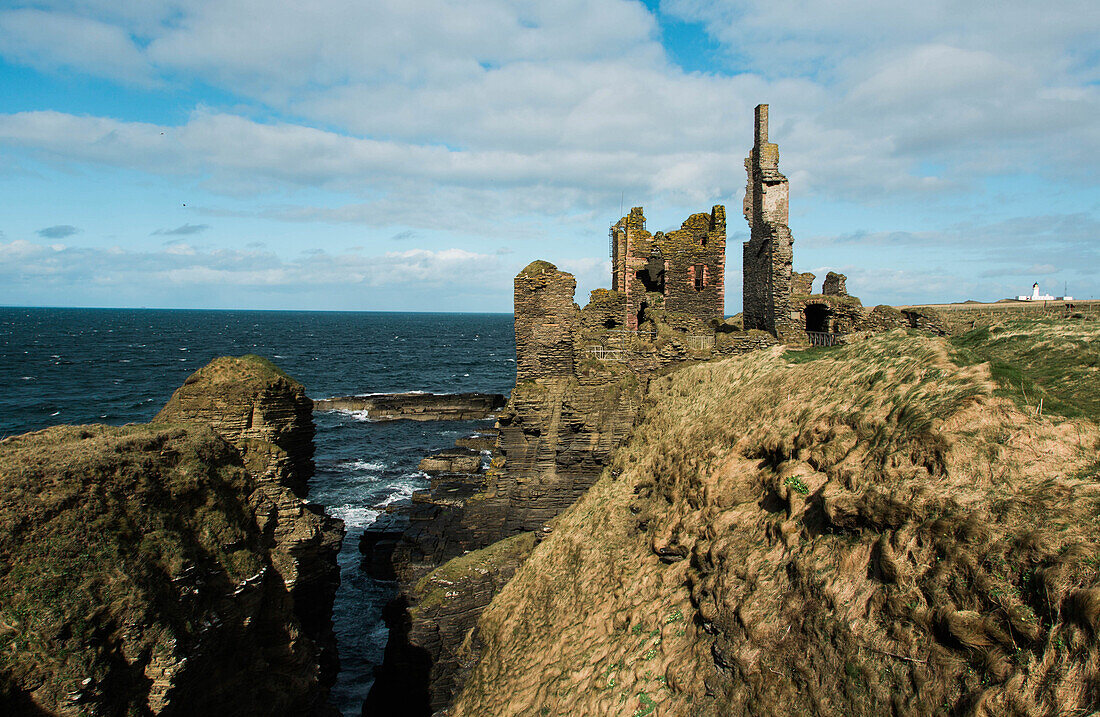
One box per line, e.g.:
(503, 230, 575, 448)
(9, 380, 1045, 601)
(375, 480, 419, 508)
(20, 376, 34, 381)
(50, 411, 60, 416)
(339, 459, 386, 472)
(329, 505, 382, 529)
(334, 409, 375, 422)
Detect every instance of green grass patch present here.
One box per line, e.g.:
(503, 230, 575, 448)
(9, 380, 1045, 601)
(950, 317, 1100, 419)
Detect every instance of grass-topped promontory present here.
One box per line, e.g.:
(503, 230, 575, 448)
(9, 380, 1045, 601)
(0, 424, 264, 712)
(451, 321, 1100, 717)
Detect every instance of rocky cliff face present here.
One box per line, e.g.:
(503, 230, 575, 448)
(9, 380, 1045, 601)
(0, 355, 343, 716)
(367, 263, 646, 714)
(313, 392, 506, 421)
(154, 355, 344, 694)
(448, 324, 1100, 716)
(0, 424, 333, 716)
(154, 355, 316, 497)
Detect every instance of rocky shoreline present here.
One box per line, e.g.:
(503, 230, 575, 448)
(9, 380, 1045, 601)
(313, 392, 506, 422)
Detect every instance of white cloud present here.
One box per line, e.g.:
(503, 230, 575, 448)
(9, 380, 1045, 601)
(0, 8, 154, 85)
(0, 238, 513, 291)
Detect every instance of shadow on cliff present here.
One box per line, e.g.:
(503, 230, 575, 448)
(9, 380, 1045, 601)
(0, 680, 52, 717)
(361, 596, 432, 717)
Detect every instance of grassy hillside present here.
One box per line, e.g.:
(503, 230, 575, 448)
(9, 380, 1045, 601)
(451, 324, 1099, 716)
(951, 316, 1100, 420)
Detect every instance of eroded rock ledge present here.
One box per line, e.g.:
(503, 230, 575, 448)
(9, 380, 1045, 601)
(0, 355, 343, 716)
(313, 392, 506, 421)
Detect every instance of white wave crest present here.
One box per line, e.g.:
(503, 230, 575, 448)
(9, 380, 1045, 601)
(329, 505, 382, 529)
(339, 459, 386, 472)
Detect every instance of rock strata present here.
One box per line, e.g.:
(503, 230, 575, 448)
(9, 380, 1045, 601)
(367, 263, 646, 715)
(313, 393, 506, 421)
(154, 355, 344, 698)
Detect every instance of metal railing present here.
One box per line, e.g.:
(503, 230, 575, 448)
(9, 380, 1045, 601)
(686, 335, 715, 351)
(588, 347, 628, 362)
(807, 331, 844, 347)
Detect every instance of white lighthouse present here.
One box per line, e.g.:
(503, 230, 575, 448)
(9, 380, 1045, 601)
(1017, 282, 1060, 301)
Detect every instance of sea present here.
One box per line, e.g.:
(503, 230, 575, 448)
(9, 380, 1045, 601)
(0, 307, 517, 715)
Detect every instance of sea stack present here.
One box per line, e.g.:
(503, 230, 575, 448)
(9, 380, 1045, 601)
(0, 355, 343, 715)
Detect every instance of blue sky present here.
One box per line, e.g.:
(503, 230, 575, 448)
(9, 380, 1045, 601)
(0, 0, 1097, 312)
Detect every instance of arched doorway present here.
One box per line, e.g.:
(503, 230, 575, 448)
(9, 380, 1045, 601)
(805, 303, 830, 333)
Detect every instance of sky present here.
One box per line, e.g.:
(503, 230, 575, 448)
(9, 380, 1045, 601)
(0, 0, 1097, 312)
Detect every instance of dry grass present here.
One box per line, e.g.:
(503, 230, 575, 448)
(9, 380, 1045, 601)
(451, 327, 1100, 716)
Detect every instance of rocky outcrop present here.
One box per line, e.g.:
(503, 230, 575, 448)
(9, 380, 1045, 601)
(154, 354, 315, 497)
(418, 448, 483, 476)
(0, 423, 336, 716)
(363, 533, 537, 717)
(154, 355, 343, 699)
(314, 393, 506, 421)
(367, 264, 646, 714)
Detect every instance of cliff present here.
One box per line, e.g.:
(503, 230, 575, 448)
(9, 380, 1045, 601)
(366, 263, 647, 714)
(450, 317, 1100, 716)
(154, 355, 344, 696)
(0, 355, 343, 715)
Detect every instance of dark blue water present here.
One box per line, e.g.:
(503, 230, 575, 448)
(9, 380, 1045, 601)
(0, 307, 516, 714)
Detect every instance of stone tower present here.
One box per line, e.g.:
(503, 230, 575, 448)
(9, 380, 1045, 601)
(742, 104, 795, 339)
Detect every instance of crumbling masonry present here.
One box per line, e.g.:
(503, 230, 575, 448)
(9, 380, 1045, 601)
(611, 206, 726, 330)
(742, 104, 795, 340)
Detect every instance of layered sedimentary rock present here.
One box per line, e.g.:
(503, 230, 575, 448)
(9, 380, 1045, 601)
(368, 263, 646, 715)
(0, 422, 336, 715)
(363, 533, 537, 716)
(418, 447, 484, 476)
(154, 355, 343, 694)
(313, 393, 506, 421)
(155, 355, 315, 497)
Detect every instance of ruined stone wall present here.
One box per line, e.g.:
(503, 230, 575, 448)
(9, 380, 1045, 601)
(580, 288, 628, 333)
(743, 104, 796, 340)
(714, 329, 780, 355)
(791, 271, 816, 296)
(823, 271, 848, 296)
(514, 261, 579, 380)
(611, 206, 726, 329)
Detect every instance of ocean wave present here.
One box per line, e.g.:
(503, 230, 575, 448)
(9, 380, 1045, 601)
(329, 505, 382, 529)
(375, 477, 422, 508)
(339, 459, 386, 472)
(333, 409, 375, 422)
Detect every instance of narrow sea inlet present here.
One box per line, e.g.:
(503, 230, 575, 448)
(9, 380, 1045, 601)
(0, 307, 516, 715)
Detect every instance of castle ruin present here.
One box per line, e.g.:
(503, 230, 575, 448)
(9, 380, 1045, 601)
(610, 206, 726, 330)
(742, 104, 795, 340)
